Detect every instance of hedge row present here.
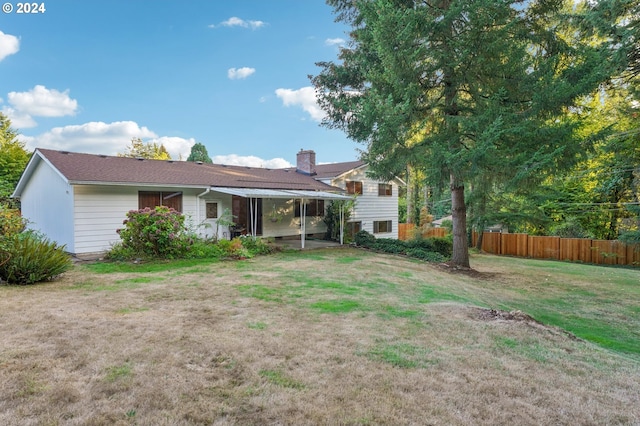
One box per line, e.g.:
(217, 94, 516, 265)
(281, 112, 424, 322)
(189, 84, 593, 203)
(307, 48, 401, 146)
(354, 230, 452, 262)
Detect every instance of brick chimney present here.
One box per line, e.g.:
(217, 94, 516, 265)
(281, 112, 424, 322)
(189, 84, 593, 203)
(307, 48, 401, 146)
(296, 149, 316, 176)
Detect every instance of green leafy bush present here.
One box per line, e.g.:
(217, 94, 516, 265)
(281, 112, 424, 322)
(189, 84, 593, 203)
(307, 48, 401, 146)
(239, 235, 277, 256)
(217, 238, 250, 259)
(353, 229, 451, 262)
(0, 206, 25, 238)
(372, 238, 405, 253)
(183, 240, 227, 259)
(431, 236, 453, 257)
(405, 248, 447, 262)
(354, 230, 376, 247)
(0, 234, 72, 285)
(116, 206, 192, 258)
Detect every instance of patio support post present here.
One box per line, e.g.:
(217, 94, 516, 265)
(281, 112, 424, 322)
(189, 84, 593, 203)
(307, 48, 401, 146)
(254, 198, 258, 237)
(248, 197, 258, 237)
(339, 202, 344, 245)
(249, 197, 253, 237)
(300, 198, 306, 249)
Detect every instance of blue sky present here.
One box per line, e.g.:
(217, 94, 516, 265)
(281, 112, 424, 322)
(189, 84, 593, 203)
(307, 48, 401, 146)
(0, 0, 358, 167)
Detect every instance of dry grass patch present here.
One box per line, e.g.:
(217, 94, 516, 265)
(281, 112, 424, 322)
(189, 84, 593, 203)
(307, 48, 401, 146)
(0, 249, 638, 425)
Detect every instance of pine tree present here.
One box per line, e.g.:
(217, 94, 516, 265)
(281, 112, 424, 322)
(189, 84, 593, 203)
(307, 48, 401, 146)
(187, 142, 213, 163)
(312, 0, 626, 267)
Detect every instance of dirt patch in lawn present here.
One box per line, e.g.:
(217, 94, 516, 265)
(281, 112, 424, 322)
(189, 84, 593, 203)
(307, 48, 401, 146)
(0, 248, 638, 425)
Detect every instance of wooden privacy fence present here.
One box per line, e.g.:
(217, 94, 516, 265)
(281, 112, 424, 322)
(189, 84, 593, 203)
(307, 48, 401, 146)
(473, 232, 640, 267)
(398, 223, 447, 240)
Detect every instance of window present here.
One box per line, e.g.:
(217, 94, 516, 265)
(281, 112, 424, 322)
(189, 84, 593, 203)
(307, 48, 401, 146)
(138, 191, 183, 212)
(346, 181, 363, 195)
(378, 183, 392, 196)
(206, 202, 218, 219)
(294, 199, 325, 217)
(373, 220, 392, 234)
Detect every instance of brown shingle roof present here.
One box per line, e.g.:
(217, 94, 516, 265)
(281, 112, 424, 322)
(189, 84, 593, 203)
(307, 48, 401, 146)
(313, 161, 366, 179)
(283, 160, 366, 179)
(36, 148, 341, 191)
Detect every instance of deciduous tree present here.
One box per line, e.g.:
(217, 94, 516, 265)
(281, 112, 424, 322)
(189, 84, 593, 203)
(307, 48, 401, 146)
(0, 113, 30, 207)
(118, 137, 171, 160)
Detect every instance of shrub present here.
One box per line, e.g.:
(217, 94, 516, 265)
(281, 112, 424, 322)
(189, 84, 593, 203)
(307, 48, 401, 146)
(406, 235, 452, 258)
(216, 238, 251, 259)
(372, 238, 406, 254)
(0, 206, 25, 238)
(431, 236, 453, 257)
(240, 236, 277, 256)
(405, 248, 446, 262)
(183, 240, 227, 259)
(354, 230, 376, 247)
(0, 234, 72, 285)
(116, 206, 192, 258)
(353, 229, 451, 262)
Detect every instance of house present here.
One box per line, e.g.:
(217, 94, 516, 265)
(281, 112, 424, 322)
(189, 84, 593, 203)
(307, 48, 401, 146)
(307, 154, 403, 240)
(12, 148, 400, 256)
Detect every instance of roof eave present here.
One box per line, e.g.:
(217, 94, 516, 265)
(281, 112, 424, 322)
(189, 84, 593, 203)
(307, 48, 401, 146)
(12, 149, 69, 198)
(68, 180, 212, 189)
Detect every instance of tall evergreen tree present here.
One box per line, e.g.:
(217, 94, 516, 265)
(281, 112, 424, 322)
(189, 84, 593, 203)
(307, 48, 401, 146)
(312, 0, 625, 267)
(187, 142, 213, 163)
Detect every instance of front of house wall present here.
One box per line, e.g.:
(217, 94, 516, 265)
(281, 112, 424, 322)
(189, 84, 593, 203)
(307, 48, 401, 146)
(329, 167, 399, 240)
(71, 186, 330, 255)
(73, 185, 204, 254)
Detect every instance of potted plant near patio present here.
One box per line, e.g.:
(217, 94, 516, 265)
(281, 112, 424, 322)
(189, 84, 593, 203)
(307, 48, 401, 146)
(268, 205, 284, 223)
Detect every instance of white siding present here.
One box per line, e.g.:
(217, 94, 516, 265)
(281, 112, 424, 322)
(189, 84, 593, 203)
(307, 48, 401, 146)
(73, 185, 138, 254)
(331, 167, 399, 239)
(19, 160, 75, 251)
(73, 185, 206, 254)
(196, 192, 233, 239)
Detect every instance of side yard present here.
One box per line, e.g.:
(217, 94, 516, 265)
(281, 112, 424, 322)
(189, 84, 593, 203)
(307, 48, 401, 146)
(0, 249, 638, 425)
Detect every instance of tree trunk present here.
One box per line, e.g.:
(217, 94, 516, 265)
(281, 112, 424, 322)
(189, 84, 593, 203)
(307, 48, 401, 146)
(406, 165, 414, 224)
(475, 230, 484, 251)
(450, 173, 470, 268)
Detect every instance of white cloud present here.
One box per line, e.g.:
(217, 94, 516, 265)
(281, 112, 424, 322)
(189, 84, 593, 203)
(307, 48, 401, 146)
(325, 38, 345, 46)
(211, 154, 292, 169)
(149, 136, 196, 160)
(21, 121, 157, 154)
(3, 85, 78, 127)
(275, 86, 325, 122)
(8, 85, 78, 117)
(0, 31, 19, 61)
(1, 107, 37, 128)
(227, 67, 256, 80)
(212, 17, 266, 30)
(20, 120, 196, 160)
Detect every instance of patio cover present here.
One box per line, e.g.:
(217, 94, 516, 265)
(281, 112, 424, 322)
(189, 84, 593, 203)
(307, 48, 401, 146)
(210, 187, 352, 248)
(210, 187, 352, 200)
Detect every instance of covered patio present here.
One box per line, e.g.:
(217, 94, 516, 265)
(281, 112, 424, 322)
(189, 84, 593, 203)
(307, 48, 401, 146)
(210, 187, 352, 248)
